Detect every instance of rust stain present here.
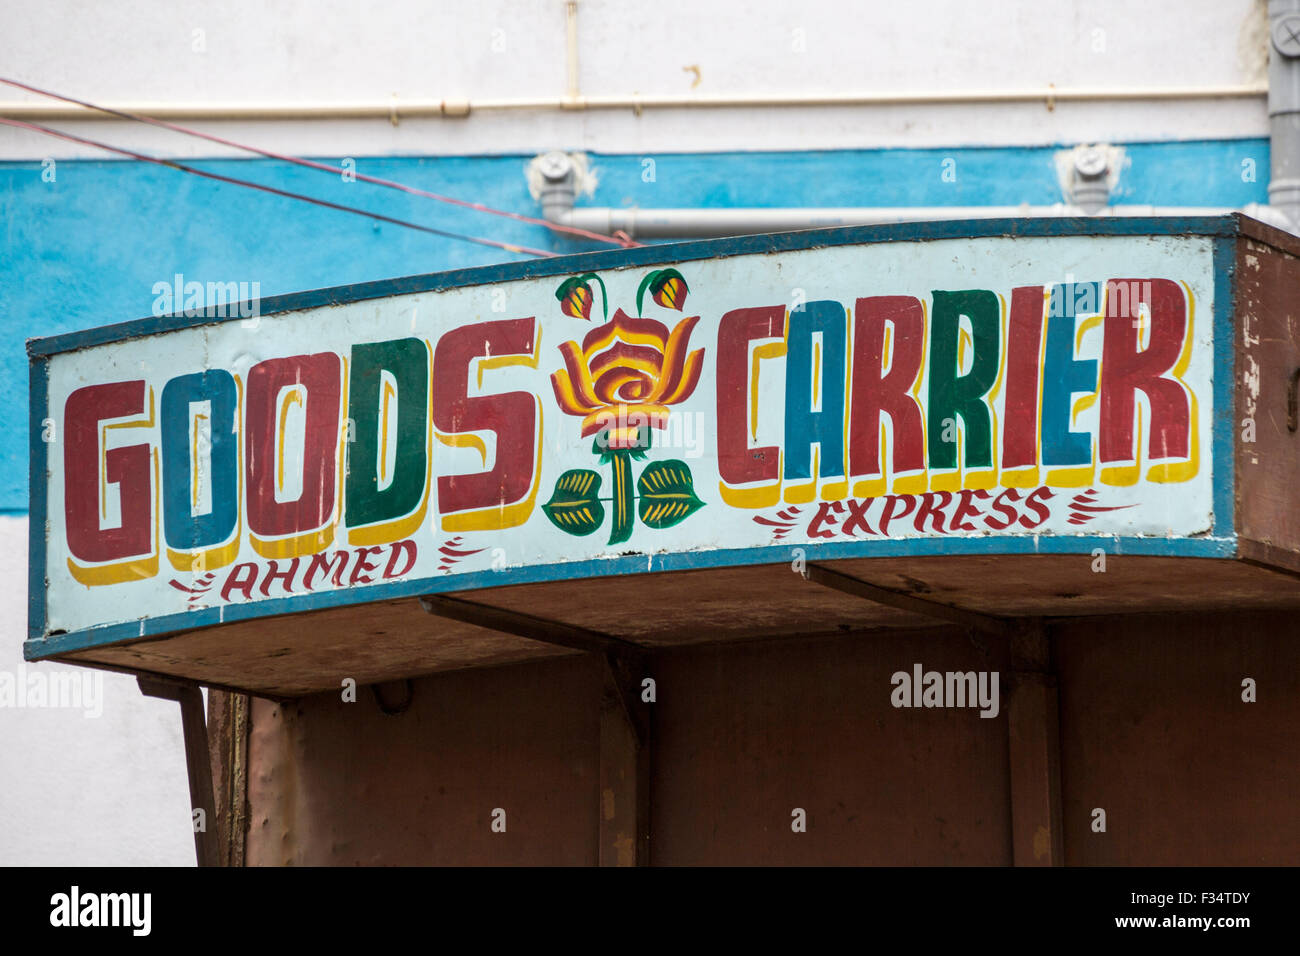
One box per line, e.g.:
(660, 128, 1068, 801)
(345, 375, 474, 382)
(1032, 824, 1050, 860)
(614, 833, 635, 867)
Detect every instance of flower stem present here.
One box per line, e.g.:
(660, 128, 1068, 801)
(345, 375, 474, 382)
(607, 448, 635, 545)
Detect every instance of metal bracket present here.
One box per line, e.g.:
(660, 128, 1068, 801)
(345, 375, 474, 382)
(138, 675, 219, 867)
(804, 563, 1010, 634)
(602, 648, 649, 747)
(419, 593, 641, 654)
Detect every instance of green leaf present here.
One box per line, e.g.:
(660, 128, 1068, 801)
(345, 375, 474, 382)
(543, 469, 605, 536)
(583, 273, 609, 320)
(637, 459, 705, 529)
(635, 270, 661, 317)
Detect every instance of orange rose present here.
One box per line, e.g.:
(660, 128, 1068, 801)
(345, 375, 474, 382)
(551, 308, 704, 448)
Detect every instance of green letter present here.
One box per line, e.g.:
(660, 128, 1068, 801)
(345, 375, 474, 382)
(927, 290, 999, 470)
(345, 338, 429, 529)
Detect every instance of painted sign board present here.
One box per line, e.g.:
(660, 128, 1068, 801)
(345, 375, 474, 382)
(27, 218, 1241, 660)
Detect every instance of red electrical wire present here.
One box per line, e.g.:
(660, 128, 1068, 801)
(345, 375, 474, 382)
(0, 76, 639, 248)
(0, 116, 556, 258)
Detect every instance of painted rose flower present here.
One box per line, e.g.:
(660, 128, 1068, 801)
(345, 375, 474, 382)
(551, 308, 704, 449)
(544, 269, 706, 547)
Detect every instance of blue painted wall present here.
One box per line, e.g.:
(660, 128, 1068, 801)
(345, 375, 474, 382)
(0, 139, 1269, 511)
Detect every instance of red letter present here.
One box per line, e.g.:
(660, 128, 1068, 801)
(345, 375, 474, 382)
(303, 551, 350, 590)
(349, 546, 384, 585)
(949, 489, 991, 532)
(913, 492, 953, 534)
(383, 540, 417, 579)
(806, 501, 843, 538)
(842, 498, 877, 536)
(984, 488, 1022, 530)
(878, 495, 917, 536)
(259, 558, 300, 596)
(716, 306, 784, 487)
(1019, 487, 1055, 529)
(246, 353, 342, 536)
(1002, 287, 1045, 469)
(1099, 279, 1189, 463)
(221, 562, 259, 601)
(64, 381, 153, 563)
(433, 318, 537, 515)
(849, 296, 925, 479)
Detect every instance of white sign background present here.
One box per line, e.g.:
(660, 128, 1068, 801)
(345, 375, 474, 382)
(38, 233, 1217, 637)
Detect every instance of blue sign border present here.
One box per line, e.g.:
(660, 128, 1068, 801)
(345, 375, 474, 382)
(26, 215, 1243, 662)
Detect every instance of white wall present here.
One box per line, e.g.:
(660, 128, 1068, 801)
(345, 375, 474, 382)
(0, 0, 1271, 160)
(0, 517, 195, 865)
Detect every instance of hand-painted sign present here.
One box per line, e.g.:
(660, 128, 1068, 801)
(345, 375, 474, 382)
(28, 222, 1230, 650)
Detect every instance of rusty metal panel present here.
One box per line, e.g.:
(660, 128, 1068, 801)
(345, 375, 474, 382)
(648, 629, 1013, 865)
(245, 655, 600, 866)
(233, 609, 1300, 865)
(243, 626, 1018, 866)
(1055, 609, 1300, 865)
(1234, 223, 1300, 573)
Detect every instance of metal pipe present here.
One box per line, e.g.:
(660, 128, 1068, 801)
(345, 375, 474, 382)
(0, 84, 1267, 122)
(555, 203, 1271, 239)
(1269, 0, 1300, 229)
(531, 150, 1284, 239)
